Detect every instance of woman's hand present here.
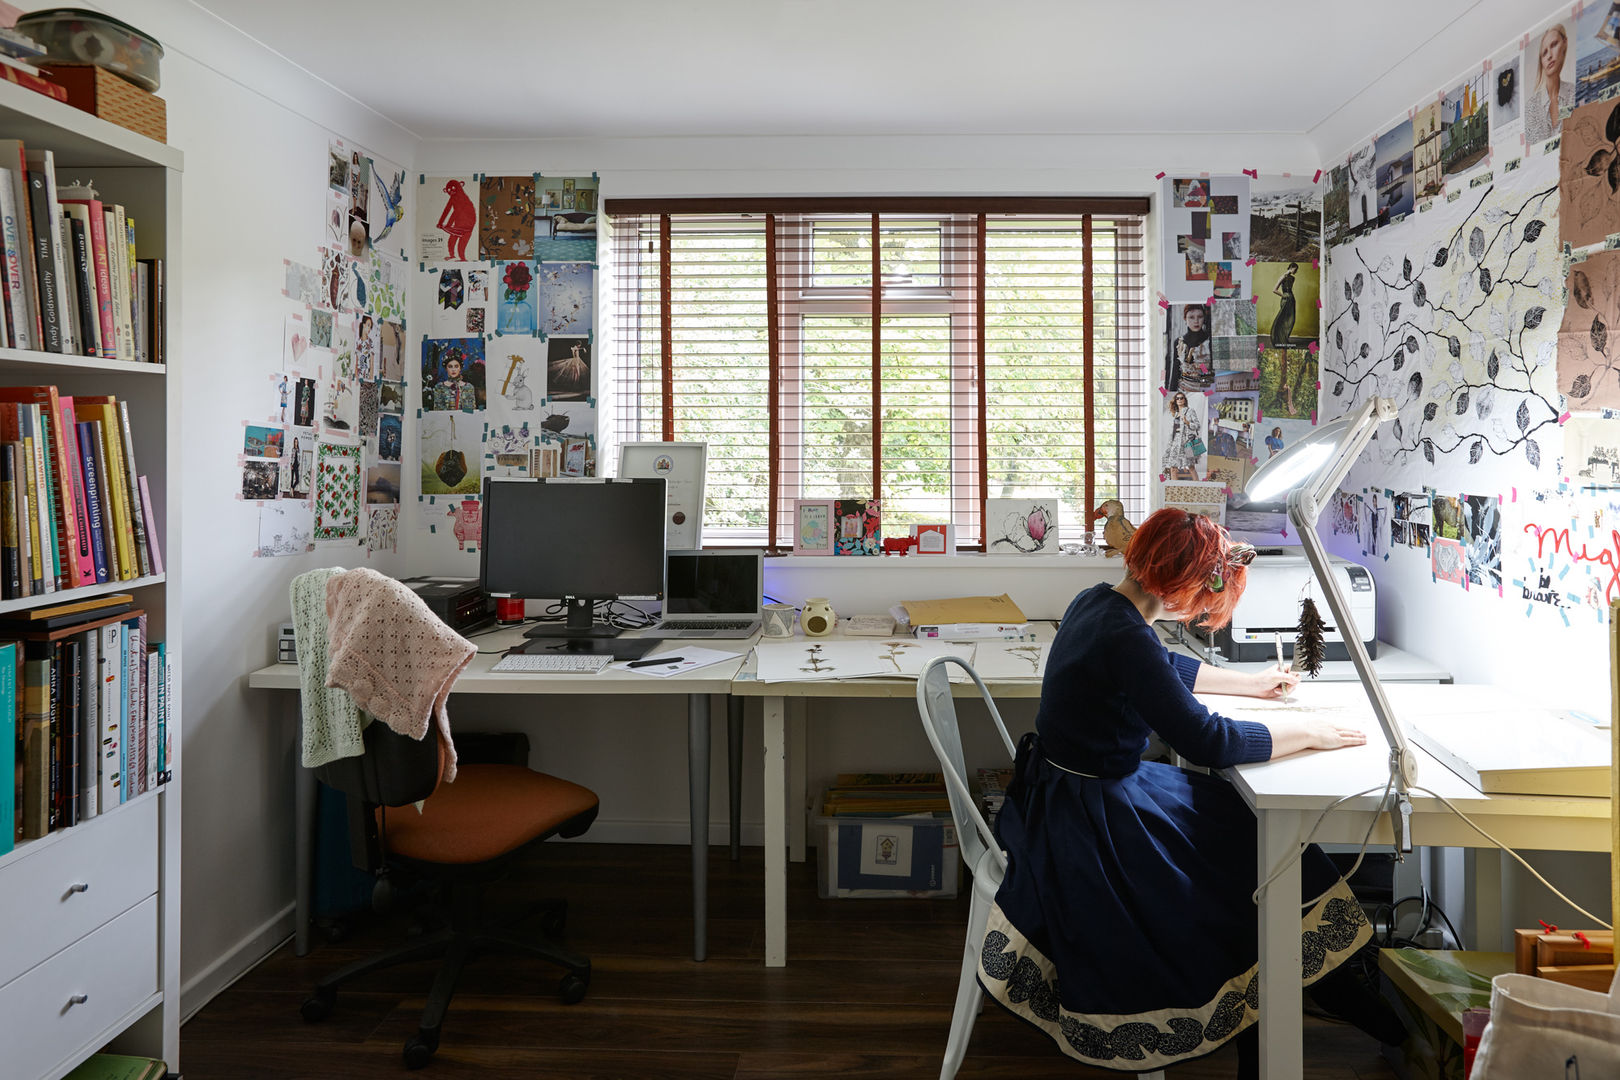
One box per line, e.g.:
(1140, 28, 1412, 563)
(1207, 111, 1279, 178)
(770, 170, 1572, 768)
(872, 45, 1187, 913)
(1298, 718, 1368, 750)
(1247, 664, 1300, 700)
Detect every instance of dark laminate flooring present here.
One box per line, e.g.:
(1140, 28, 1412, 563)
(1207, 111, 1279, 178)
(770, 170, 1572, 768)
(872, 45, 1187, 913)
(179, 843, 1402, 1079)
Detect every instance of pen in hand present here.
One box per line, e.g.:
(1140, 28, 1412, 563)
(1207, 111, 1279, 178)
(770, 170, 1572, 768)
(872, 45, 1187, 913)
(628, 655, 683, 669)
(1273, 633, 1291, 703)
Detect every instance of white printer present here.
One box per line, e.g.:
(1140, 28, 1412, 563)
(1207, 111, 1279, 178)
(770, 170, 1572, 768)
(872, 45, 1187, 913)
(1212, 551, 1377, 662)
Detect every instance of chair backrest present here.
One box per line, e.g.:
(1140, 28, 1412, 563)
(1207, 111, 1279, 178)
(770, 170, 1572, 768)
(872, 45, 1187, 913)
(915, 655, 1017, 877)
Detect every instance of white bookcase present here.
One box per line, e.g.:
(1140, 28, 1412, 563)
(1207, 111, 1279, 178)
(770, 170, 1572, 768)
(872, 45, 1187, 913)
(0, 78, 180, 1080)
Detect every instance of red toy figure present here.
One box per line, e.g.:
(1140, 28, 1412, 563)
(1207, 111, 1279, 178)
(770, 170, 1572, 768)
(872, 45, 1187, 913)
(882, 536, 916, 556)
(436, 179, 475, 261)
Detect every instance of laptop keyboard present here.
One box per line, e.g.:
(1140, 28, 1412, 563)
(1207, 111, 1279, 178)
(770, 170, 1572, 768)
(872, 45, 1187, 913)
(660, 619, 754, 631)
(492, 652, 612, 674)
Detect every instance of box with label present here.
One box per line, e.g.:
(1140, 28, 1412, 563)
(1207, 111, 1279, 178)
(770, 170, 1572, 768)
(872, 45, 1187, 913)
(814, 807, 959, 899)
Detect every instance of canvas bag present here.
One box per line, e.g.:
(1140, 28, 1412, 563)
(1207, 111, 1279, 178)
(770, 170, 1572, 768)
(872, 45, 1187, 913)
(1471, 966, 1620, 1079)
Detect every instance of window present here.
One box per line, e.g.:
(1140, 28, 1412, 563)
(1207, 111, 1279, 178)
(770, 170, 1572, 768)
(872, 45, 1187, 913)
(606, 198, 1148, 549)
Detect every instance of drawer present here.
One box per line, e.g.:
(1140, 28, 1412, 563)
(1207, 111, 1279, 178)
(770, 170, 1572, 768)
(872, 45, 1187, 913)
(0, 798, 159, 978)
(0, 895, 158, 1080)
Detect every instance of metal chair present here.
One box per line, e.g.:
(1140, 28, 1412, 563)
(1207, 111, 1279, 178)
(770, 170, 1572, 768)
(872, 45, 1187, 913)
(914, 656, 1163, 1080)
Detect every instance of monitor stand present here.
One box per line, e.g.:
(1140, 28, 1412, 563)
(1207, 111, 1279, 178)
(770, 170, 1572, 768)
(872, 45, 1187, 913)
(523, 597, 622, 639)
(517, 637, 659, 661)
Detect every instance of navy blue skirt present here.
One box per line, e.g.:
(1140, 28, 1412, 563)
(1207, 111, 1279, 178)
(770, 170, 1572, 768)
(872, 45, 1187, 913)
(979, 731, 1371, 1072)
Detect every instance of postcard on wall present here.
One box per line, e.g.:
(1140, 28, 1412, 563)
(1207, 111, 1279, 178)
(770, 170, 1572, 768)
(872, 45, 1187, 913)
(1161, 174, 1250, 303)
(1164, 303, 1213, 392)
(420, 175, 478, 262)
(1372, 117, 1415, 226)
(312, 441, 362, 541)
(318, 245, 352, 312)
(1249, 177, 1321, 263)
(367, 505, 398, 557)
(1322, 160, 1350, 248)
(535, 400, 595, 443)
(282, 433, 313, 500)
(365, 249, 407, 322)
(495, 260, 537, 335)
(984, 498, 1059, 554)
(1559, 96, 1620, 250)
(1491, 46, 1522, 136)
(419, 411, 481, 496)
(367, 153, 407, 258)
(428, 266, 488, 337)
(1440, 71, 1490, 184)
(1160, 480, 1229, 524)
(535, 175, 599, 262)
(366, 461, 401, 505)
(258, 500, 315, 557)
(833, 498, 881, 555)
(1564, 415, 1620, 486)
(1159, 387, 1209, 482)
(545, 335, 592, 401)
(1576, 2, 1620, 107)
(378, 379, 405, 417)
(242, 459, 279, 501)
(1523, 17, 1575, 147)
(485, 420, 535, 465)
(537, 261, 594, 335)
(421, 337, 487, 413)
(1560, 249, 1620, 409)
(1254, 261, 1319, 347)
(479, 175, 536, 261)
(488, 340, 542, 426)
(1346, 138, 1377, 238)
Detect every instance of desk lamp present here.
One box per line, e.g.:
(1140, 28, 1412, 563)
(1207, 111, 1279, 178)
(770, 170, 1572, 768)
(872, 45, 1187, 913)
(1244, 395, 1418, 852)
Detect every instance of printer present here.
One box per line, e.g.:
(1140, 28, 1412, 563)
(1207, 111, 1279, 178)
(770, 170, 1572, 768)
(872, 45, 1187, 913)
(1212, 552, 1377, 662)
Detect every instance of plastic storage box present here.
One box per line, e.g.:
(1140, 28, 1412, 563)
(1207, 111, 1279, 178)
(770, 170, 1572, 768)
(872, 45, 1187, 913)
(16, 8, 163, 92)
(815, 807, 959, 899)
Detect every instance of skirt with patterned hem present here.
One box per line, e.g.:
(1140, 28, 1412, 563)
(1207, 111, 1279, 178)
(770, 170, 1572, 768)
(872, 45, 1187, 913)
(978, 734, 1373, 1072)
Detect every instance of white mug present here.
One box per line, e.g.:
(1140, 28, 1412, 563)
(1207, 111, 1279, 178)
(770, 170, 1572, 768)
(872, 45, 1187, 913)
(761, 603, 797, 638)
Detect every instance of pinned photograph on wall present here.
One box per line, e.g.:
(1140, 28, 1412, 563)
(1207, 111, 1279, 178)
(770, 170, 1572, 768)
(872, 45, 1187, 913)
(282, 311, 309, 370)
(293, 377, 317, 428)
(984, 499, 1059, 554)
(1221, 231, 1244, 260)
(313, 442, 363, 541)
(353, 313, 379, 380)
(327, 141, 348, 192)
(1558, 97, 1620, 250)
(1160, 389, 1208, 481)
(537, 261, 593, 334)
(244, 425, 283, 458)
(359, 379, 379, 438)
(1208, 261, 1238, 298)
(1391, 490, 1432, 550)
(1171, 177, 1209, 207)
(420, 175, 477, 262)
(309, 308, 334, 349)
(1431, 536, 1466, 584)
(430, 267, 483, 337)
(833, 498, 881, 555)
(1208, 195, 1239, 215)
(1460, 493, 1501, 588)
(268, 372, 293, 426)
(1207, 391, 1258, 454)
(318, 246, 351, 312)
(242, 459, 280, 501)
(1524, 19, 1576, 145)
(365, 249, 407, 323)
(345, 203, 368, 259)
(1254, 260, 1318, 345)
(1190, 210, 1210, 240)
(496, 260, 537, 335)
(536, 176, 599, 261)
(1258, 417, 1314, 465)
(1164, 303, 1213, 392)
(422, 337, 487, 413)
(365, 462, 401, 505)
(1411, 101, 1444, 201)
(1441, 71, 1490, 182)
(420, 411, 481, 496)
(283, 433, 313, 500)
(321, 376, 359, 441)
(1373, 117, 1415, 225)
(1559, 249, 1620, 409)
(1212, 335, 1258, 373)
(259, 500, 315, 557)
(367, 505, 398, 557)
(1161, 481, 1229, 524)
(324, 189, 346, 249)
(443, 498, 483, 551)
(1179, 235, 1206, 280)
(490, 342, 541, 422)
(283, 259, 320, 307)
(367, 155, 407, 257)
(378, 379, 405, 415)
(1347, 139, 1377, 236)
(486, 420, 534, 459)
(377, 413, 402, 462)
(1249, 179, 1321, 262)
(535, 399, 595, 442)
(546, 336, 592, 400)
(1564, 415, 1620, 486)
(562, 436, 592, 477)
(1258, 345, 1318, 419)
(1213, 368, 1258, 394)
(377, 319, 404, 381)
(1492, 51, 1522, 131)
(1577, 1, 1620, 106)
(1211, 298, 1257, 338)
(479, 175, 536, 261)
(1431, 494, 1464, 540)
(530, 444, 561, 479)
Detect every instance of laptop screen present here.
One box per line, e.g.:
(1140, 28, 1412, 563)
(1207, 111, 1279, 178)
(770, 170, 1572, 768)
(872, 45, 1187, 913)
(665, 551, 762, 616)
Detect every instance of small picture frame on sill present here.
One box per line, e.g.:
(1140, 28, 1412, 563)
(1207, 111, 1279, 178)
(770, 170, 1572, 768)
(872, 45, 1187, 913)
(911, 522, 954, 555)
(793, 498, 835, 555)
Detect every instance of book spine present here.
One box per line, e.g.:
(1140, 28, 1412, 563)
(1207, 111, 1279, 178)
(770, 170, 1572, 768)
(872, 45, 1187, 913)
(67, 216, 96, 357)
(116, 621, 127, 802)
(78, 628, 96, 819)
(55, 213, 80, 356)
(62, 639, 78, 827)
(151, 258, 162, 365)
(125, 216, 137, 354)
(154, 640, 165, 780)
(114, 207, 133, 362)
(138, 475, 162, 575)
(117, 401, 149, 578)
(29, 404, 60, 591)
(89, 418, 121, 581)
(28, 392, 85, 590)
(13, 439, 28, 598)
(98, 621, 119, 808)
(19, 647, 44, 837)
(102, 208, 126, 361)
(144, 647, 156, 792)
(125, 616, 142, 796)
(23, 157, 60, 351)
(64, 199, 114, 359)
(48, 640, 61, 829)
(0, 167, 27, 351)
(56, 395, 92, 588)
(135, 260, 148, 365)
(20, 419, 41, 594)
(0, 443, 14, 599)
(96, 410, 133, 580)
(77, 422, 108, 583)
(0, 641, 12, 854)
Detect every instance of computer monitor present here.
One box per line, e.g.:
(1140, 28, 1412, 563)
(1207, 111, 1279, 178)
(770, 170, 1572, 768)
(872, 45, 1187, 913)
(480, 477, 667, 640)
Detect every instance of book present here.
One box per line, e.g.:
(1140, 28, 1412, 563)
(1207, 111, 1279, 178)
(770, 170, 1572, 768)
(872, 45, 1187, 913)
(112, 205, 133, 361)
(62, 637, 79, 826)
(57, 189, 115, 359)
(74, 397, 146, 577)
(115, 400, 149, 577)
(63, 210, 97, 357)
(138, 475, 161, 574)
(81, 404, 132, 579)
(32, 403, 61, 591)
(10, 439, 28, 599)
(78, 421, 108, 582)
(153, 639, 165, 780)
(134, 258, 148, 364)
(125, 215, 138, 355)
(0, 165, 29, 350)
(47, 638, 61, 828)
(23, 149, 70, 353)
(116, 620, 127, 801)
(144, 646, 157, 792)
(0, 443, 15, 597)
(0, 386, 90, 589)
(98, 620, 120, 807)
(78, 627, 96, 819)
(56, 211, 83, 355)
(0, 601, 131, 633)
(102, 207, 128, 361)
(19, 642, 47, 836)
(56, 394, 93, 587)
(17, 406, 44, 593)
(62, 1052, 168, 1080)
(0, 641, 13, 854)
(0, 140, 40, 347)
(126, 614, 143, 796)
(147, 257, 162, 365)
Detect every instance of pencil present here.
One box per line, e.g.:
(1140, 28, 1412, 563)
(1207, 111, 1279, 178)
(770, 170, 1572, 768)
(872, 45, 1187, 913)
(1274, 632, 1289, 702)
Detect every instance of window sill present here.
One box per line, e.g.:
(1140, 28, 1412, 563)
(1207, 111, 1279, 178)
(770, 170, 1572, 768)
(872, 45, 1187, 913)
(765, 552, 1122, 570)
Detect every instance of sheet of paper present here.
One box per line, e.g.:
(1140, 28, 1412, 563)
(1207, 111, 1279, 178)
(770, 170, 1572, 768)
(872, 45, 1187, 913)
(969, 640, 1051, 681)
(752, 641, 894, 682)
(611, 646, 740, 677)
(899, 593, 1027, 625)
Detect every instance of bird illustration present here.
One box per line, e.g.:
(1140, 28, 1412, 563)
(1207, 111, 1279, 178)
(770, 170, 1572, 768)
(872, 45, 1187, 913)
(1090, 499, 1136, 558)
(372, 168, 404, 242)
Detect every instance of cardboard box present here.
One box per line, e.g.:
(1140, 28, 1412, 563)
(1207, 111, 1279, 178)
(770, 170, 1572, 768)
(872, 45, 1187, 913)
(815, 804, 959, 899)
(39, 63, 166, 143)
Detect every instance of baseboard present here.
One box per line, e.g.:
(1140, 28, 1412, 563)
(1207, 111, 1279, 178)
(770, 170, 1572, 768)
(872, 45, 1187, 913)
(180, 903, 295, 1022)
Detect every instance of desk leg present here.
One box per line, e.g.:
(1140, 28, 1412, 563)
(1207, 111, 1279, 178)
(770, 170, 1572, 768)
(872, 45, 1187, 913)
(1465, 847, 1505, 951)
(788, 698, 807, 864)
(688, 693, 710, 963)
(1257, 808, 1304, 1080)
(728, 695, 743, 861)
(764, 694, 787, 967)
(290, 694, 316, 958)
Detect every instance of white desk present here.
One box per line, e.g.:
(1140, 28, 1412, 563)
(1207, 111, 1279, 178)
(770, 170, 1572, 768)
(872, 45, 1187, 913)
(1161, 626, 1455, 683)
(247, 625, 749, 962)
(1209, 682, 1611, 1080)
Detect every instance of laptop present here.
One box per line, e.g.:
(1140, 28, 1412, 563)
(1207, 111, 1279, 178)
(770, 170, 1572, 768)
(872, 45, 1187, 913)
(654, 550, 764, 639)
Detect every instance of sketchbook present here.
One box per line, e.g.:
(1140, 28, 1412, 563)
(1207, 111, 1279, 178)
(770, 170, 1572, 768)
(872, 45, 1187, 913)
(1404, 711, 1610, 798)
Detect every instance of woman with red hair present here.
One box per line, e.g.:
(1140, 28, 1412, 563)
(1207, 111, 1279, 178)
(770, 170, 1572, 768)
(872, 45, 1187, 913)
(978, 508, 1400, 1077)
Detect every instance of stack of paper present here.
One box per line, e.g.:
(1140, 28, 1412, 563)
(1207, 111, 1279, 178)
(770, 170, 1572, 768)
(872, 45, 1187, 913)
(751, 639, 976, 682)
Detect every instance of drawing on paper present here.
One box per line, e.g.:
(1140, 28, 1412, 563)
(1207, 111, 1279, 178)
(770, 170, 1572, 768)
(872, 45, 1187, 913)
(1559, 248, 1620, 409)
(259, 501, 314, 557)
(985, 499, 1058, 554)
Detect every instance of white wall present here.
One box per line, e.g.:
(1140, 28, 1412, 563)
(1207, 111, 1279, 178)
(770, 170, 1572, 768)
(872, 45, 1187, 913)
(82, 0, 420, 1015)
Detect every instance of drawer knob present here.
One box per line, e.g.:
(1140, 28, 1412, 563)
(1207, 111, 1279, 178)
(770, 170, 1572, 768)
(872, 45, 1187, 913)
(67, 994, 88, 1007)
(67, 882, 90, 895)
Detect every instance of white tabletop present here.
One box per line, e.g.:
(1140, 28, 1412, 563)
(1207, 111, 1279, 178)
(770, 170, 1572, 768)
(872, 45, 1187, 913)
(1163, 626, 1452, 683)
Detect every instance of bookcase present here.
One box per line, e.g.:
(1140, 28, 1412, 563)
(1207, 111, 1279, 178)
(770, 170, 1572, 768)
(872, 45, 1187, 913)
(0, 77, 179, 1080)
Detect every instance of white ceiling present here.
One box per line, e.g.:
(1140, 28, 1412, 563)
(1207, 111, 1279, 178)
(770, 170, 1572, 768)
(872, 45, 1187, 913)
(189, 0, 1518, 143)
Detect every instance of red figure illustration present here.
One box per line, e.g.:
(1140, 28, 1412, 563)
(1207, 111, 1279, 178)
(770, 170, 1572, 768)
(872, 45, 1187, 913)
(436, 179, 475, 261)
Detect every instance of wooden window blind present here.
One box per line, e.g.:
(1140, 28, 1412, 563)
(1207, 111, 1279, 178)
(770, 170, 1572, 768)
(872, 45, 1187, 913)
(607, 199, 1148, 549)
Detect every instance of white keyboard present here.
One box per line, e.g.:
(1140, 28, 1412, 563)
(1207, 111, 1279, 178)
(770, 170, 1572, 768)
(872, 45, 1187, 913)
(492, 651, 613, 674)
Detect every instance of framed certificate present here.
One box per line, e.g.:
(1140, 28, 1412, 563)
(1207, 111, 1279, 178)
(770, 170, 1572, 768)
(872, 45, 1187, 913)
(618, 441, 707, 549)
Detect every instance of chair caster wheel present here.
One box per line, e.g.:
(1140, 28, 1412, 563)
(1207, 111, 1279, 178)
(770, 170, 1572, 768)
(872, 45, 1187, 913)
(559, 973, 589, 1004)
(300, 988, 335, 1022)
(403, 1027, 439, 1069)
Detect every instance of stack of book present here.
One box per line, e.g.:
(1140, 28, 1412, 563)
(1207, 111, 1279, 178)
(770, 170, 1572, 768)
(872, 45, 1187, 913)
(0, 385, 162, 598)
(975, 767, 1013, 827)
(0, 143, 163, 361)
(1, 591, 171, 854)
(820, 771, 951, 818)
(63, 1052, 168, 1080)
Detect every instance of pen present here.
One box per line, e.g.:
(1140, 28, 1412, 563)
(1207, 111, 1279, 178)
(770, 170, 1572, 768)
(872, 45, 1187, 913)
(628, 656, 683, 668)
(1273, 633, 1290, 702)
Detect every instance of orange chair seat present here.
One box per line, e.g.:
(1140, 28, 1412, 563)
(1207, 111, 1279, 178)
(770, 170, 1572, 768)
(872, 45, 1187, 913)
(379, 764, 599, 864)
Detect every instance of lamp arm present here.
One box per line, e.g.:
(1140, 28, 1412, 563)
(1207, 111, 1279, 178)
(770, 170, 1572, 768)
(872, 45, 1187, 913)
(1305, 396, 1397, 510)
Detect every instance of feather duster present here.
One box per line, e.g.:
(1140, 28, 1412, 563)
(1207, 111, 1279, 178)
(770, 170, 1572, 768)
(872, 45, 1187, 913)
(1294, 596, 1328, 677)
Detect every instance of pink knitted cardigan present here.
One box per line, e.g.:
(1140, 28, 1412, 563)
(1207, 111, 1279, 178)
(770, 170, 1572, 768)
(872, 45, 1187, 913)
(324, 567, 475, 782)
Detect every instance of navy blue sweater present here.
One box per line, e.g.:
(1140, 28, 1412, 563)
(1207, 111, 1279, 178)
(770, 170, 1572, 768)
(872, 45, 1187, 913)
(1034, 584, 1272, 776)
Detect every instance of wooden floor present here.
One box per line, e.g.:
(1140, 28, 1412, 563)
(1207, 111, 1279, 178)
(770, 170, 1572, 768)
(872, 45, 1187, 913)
(180, 843, 1402, 1079)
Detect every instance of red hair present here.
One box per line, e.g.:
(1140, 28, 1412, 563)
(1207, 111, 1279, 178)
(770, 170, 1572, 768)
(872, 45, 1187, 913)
(1124, 508, 1247, 630)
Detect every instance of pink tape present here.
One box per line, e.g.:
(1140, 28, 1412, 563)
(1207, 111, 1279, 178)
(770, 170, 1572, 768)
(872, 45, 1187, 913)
(1159, 385, 1168, 396)
(1316, 298, 1322, 308)
(1250, 294, 1258, 304)
(1250, 457, 1259, 465)
(1312, 169, 1322, 183)
(1310, 410, 1317, 423)
(1280, 524, 1288, 538)
(1158, 472, 1167, 482)
(1199, 171, 1210, 178)
(1559, 411, 1571, 424)
(1314, 380, 1321, 389)
(1154, 171, 1166, 180)
(1245, 257, 1257, 266)
(1283, 172, 1292, 178)
(1307, 341, 1319, 354)
(1223, 486, 1233, 497)
(1512, 486, 1517, 502)
(1242, 168, 1258, 179)
(1205, 295, 1215, 306)
(1312, 258, 1320, 269)
(1158, 298, 1170, 310)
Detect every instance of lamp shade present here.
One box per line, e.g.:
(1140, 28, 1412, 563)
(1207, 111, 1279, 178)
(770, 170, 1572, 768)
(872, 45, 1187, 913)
(1245, 415, 1355, 504)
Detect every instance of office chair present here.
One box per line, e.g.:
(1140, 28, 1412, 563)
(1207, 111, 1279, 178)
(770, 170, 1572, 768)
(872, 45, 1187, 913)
(914, 656, 1163, 1080)
(298, 719, 598, 1069)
